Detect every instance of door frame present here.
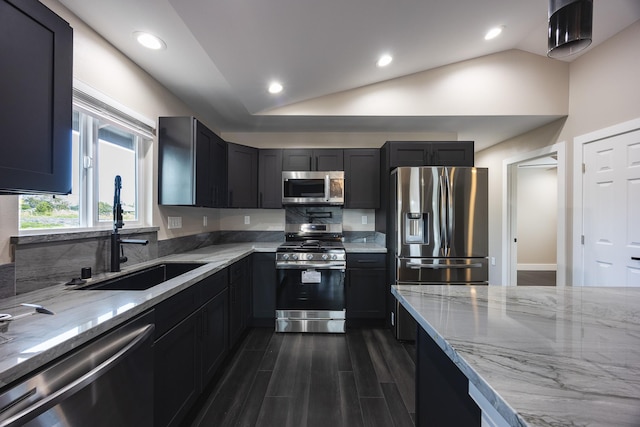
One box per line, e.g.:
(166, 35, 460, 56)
(572, 117, 640, 286)
(502, 142, 566, 287)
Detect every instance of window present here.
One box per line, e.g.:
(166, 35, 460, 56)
(19, 89, 152, 231)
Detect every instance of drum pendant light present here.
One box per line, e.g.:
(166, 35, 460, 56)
(547, 0, 593, 58)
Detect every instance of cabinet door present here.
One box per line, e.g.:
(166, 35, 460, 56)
(201, 289, 229, 386)
(314, 149, 344, 171)
(346, 269, 387, 320)
(258, 149, 283, 208)
(154, 313, 200, 427)
(228, 142, 258, 207)
(195, 121, 214, 206)
(282, 149, 313, 171)
(388, 142, 430, 167)
(344, 149, 380, 208)
(430, 141, 474, 166)
(0, 0, 72, 195)
(229, 281, 243, 347)
(252, 253, 276, 325)
(209, 132, 228, 207)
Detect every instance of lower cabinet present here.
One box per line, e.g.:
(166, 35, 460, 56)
(154, 269, 229, 427)
(251, 252, 276, 326)
(346, 253, 387, 327)
(416, 326, 480, 427)
(229, 256, 252, 348)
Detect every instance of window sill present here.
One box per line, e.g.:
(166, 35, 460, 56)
(11, 226, 159, 246)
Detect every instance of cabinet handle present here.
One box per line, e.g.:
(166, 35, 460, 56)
(632, 257, 640, 261)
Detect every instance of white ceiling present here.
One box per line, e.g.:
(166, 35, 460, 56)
(57, 0, 640, 150)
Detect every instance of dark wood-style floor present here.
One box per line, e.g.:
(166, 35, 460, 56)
(517, 270, 556, 286)
(188, 328, 416, 427)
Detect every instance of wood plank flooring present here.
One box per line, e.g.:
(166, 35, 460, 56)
(188, 328, 416, 427)
(517, 270, 556, 286)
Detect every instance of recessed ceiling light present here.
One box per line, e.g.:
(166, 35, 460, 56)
(484, 26, 504, 40)
(268, 82, 283, 94)
(133, 31, 166, 50)
(377, 54, 393, 67)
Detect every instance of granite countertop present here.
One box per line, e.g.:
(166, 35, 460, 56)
(0, 241, 385, 387)
(392, 285, 640, 427)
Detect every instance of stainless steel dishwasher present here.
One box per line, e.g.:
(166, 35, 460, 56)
(0, 310, 155, 427)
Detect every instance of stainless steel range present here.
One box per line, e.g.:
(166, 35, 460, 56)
(275, 223, 346, 333)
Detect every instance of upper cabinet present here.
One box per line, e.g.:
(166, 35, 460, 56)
(0, 0, 73, 194)
(282, 149, 344, 171)
(158, 117, 227, 207)
(227, 142, 258, 208)
(258, 149, 283, 209)
(387, 141, 474, 168)
(344, 149, 380, 209)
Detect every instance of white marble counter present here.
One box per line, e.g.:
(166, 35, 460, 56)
(392, 285, 640, 427)
(0, 243, 279, 387)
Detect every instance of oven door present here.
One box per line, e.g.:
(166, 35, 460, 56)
(276, 267, 345, 333)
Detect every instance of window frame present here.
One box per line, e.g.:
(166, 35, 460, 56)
(18, 85, 153, 235)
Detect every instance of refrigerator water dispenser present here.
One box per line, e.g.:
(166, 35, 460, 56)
(404, 213, 427, 244)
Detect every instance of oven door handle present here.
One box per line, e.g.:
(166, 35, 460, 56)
(276, 263, 346, 270)
(324, 174, 330, 202)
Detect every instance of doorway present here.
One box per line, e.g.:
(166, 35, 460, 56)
(502, 143, 567, 287)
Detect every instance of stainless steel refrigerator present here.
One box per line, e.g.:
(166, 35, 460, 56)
(391, 166, 489, 340)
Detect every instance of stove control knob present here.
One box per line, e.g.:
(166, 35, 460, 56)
(331, 254, 338, 260)
(322, 254, 329, 260)
(282, 254, 290, 260)
(292, 254, 298, 260)
(306, 254, 314, 260)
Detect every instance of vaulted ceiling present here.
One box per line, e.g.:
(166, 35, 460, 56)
(57, 0, 640, 150)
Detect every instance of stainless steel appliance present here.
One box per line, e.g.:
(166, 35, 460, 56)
(391, 167, 488, 340)
(282, 171, 344, 205)
(0, 311, 154, 427)
(276, 223, 346, 333)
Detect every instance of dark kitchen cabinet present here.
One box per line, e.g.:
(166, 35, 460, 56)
(154, 269, 229, 427)
(0, 0, 73, 194)
(158, 116, 227, 207)
(387, 141, 474, 168)
(344, 149, 380, 209)
(228, 142, 258, 208)
(416, 326, 480, 427)
(346, 253, 387, 327)
(258, 149, 283, 208)
(229, 257, 251, 348)
(282, 149, 344, 171)
(376, 140, 474, 234)
(251, 252, 277, 327)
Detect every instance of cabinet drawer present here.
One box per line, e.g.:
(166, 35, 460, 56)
(347, 253, 386, 269)
(198, 269, 228, 302)
(154, 287, 198, 340)
(229, 257, 249, 282)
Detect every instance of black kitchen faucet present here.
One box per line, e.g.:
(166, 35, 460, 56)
(110, 175, 148, 272)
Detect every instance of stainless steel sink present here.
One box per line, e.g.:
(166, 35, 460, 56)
(77, 262, 207, 291)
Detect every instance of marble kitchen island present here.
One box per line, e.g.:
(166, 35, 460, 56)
(392, 285, 640, 427)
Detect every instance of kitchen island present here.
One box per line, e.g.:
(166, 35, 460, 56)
(392, 285, 640, 427)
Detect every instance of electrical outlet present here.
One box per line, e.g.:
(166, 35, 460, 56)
(203, 216, 208, 227)
(168, 216, 182, 229)
(491, 257, 496, 266)
(361, 215, 368, 225)
(244, 215, 250, 225)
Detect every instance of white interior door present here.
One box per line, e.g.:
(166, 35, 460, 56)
(582, 130, 640, 286)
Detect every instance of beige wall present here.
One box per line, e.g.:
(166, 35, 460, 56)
(517, 167, 558, 267)
(476, 20, 640, 285)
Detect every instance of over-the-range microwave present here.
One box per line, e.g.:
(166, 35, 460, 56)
(282, 171, 344, 205)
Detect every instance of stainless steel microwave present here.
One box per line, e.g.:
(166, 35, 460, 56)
(282, 171, 344, 205)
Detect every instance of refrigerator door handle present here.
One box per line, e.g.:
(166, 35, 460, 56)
(445, 171, 453, 253)
(438, 176, 447, 252)
(406, 261, 484, 269)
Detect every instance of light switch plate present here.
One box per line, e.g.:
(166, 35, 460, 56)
(244, 215, 250, 225)
(361, 215, 368, 225)
(168, 216, 182, 229)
